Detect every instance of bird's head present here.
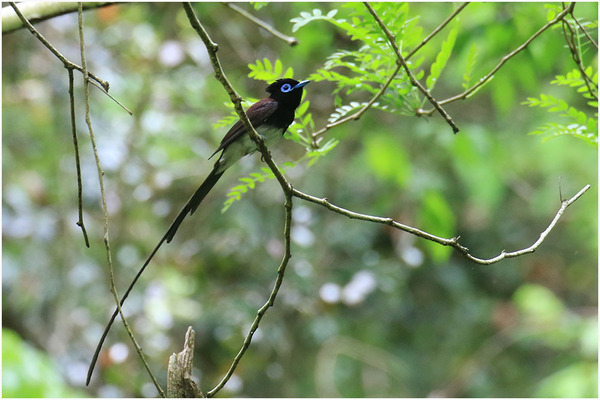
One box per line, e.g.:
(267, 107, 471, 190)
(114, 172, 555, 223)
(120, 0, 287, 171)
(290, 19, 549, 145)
(266, 78, 309, 108)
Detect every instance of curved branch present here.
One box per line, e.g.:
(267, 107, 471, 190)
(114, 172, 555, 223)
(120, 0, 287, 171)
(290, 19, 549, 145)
(292, 184, 591, 265)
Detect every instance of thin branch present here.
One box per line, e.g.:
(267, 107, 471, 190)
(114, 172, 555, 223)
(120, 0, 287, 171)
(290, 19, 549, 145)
(207, 194, 294, 397)
(561, 13, 598, 100)
(364, 2, 460, 134)
(420, 2, 577, 115)
(9, 1, 132, 115)
(406, 2, 469, 60)
(292, 184, 591, 265)
(224, 2, 298, 46)
(10, 1, 108, 90)
(77, 4, 163, 395)
(313, 2, 469, 141)
(313, 64, 400, 140)
(570, 8, 598, 49)
(67, 68, 90, 247)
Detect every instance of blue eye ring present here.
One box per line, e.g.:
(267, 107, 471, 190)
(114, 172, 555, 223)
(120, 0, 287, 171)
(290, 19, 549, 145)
(280, 83, 292, 93)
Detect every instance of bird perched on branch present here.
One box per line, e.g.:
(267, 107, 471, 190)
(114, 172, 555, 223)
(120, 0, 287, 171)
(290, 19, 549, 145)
(87, 78, 310, 384)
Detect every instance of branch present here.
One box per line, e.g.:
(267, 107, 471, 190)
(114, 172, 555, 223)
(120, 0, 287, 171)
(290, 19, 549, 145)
(8, 1, 133, 115)
(364, 2, 460, 134)
(292, 184, 591, 265)
(2, 2, 114, 34)
(406, 2, 470, 60)
(224, 2, 298, 46)
(561, 12, 598, 100)
(570, 6, 598, 49)
(419, 2, 577, 115)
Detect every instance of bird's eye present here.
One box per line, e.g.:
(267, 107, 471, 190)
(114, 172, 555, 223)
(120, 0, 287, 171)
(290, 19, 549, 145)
(280, 83, 292, 93)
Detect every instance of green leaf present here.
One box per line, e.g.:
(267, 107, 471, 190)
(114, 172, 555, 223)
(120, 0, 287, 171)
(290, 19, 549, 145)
(248, 58, 292, 82)
(426, 27, 457, 91)
(462, 43, 478, 90)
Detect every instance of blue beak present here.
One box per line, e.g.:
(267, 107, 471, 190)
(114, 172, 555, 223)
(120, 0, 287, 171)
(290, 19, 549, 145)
(293, 80, 310, 90)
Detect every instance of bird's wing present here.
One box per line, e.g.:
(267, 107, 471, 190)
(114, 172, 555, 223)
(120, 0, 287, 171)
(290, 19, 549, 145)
(210, 98, 278, 158)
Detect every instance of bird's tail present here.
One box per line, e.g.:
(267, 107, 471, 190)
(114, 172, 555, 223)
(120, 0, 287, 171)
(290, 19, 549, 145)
(86, 167, 223, 385)
(165, 168, 223, 243)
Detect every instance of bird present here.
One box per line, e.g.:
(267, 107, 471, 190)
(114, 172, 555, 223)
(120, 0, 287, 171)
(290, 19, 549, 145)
(87, 78, 310, 385)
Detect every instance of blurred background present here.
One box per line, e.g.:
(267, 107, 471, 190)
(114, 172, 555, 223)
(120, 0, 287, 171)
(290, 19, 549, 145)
(2, 2, 597, 397)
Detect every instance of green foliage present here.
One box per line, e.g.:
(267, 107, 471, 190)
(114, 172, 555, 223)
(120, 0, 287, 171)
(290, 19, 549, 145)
(248, 58, 294, 82)
(291, 3, 431, 114)
(523, 68, 598, 146)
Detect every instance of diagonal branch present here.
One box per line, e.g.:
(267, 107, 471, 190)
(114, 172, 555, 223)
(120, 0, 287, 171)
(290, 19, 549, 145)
(364, 2, 460, 134)
(419, 2, 577, 115)
(224, 2, 298, 46)
(9, 1, 132, 114)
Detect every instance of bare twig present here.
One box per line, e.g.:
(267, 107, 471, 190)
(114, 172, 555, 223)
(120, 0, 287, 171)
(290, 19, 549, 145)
(9, 1, 133, 115)
(207, 194, 294, 397)
(364, 2, 460, 134)
(224, 2, 298, 46)
(292, 184, 591, 265)
(77, 5, 163, 395)
(67, 68, 90, 247)
(419, 2, 577, 115)
(10, 1, 108, 90)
